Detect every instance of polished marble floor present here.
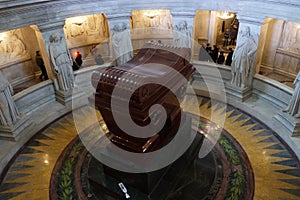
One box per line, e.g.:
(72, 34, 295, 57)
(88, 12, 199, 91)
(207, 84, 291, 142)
(0, 97, 300, 200)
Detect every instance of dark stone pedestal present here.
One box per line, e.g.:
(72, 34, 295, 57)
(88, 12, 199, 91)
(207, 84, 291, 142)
(88, 116, 204, 200)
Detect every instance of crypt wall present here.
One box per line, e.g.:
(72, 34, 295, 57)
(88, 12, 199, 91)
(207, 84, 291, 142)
(0, 7, 237, 86)
(258, 18, 300, 83)
(0, 0, 300, 172)
(0, 26, 41, 86)
(63, 13, 110, 62)
(0, 0, 299, 84)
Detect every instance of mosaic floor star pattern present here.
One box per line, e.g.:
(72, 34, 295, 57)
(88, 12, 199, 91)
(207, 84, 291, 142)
(0, 96, 300, 200)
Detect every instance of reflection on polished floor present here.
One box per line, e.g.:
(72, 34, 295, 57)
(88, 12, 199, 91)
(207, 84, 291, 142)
(0, 97, 300, 200)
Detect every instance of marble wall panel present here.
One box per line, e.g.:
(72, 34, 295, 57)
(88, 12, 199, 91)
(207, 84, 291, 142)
(193, 10, 210, 45)
(260, 19, 300, 78)
(14, 80, 55, 115)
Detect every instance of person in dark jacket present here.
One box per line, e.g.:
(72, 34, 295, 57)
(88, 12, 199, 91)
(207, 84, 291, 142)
(217, 51, 225, 64)
(212, 45, 219, 63)
(35, 51, 48, 80)
(75, 51, 83, 66)
(225, 48, 234, 66)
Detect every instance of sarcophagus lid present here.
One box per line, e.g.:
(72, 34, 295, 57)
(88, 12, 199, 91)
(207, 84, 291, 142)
(90, 42, 195, 152)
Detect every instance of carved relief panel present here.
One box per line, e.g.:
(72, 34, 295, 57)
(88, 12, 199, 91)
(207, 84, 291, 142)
(260, 19, 300, 79)
(0, 29, 30, 68)
(274, 21, 300, 77)
(64, 14, 109, 49)
(131, 10, 173, 36)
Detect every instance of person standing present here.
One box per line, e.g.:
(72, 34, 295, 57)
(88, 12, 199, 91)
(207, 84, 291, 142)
(217, 51, 225, 64)
(35, 51, 48, 80)
(225, 48, 234, 66)
(223, 29, 230, 46)
(75, 51, 83, 67)
(212, 45, 219, 63)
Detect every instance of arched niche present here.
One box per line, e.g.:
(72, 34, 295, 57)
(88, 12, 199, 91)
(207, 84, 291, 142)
(193, 10, 238, 62)
(130, 9, 173, 50)
(258, 18, 300, 87)
(0, 26, 43, 90)
(64, 13, 110, 66)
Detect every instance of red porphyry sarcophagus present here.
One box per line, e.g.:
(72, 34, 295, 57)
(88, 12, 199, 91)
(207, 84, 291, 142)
(89, 42, 195, 153)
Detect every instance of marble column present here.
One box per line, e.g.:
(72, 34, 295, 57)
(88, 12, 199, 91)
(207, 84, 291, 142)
(208, 11, 217, 45)
(106, 13, 133, 66)
(225, 16, 263, 101)
(37, 21, 78, 105)
(171, 10, 196, 59)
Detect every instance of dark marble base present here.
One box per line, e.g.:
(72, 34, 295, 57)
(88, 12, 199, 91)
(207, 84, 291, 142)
(88, 136, 204, 199)
(87, 117, 204, 200)
(47, 110, 255, 200)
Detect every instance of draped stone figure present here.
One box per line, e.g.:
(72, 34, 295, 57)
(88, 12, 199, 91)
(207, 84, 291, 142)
(0, 72, 20, 126)
(49, 34, 74, 91)
(173, 20, 192, 48)
(283, 71, 300, 117)
(231, 26, 257, 88)
(111, 22, 133, 66)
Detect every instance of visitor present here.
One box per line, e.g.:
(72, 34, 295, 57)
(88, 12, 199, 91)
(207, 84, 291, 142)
(212, 45, 219, 63)
(95, 54, 104, 65)
(75, 51, 83, 67)
(223, 29, 230, 46)
(35, 51, 48, 80)
(205, 43, 210, 52)
(217, 51, 225, 64)
(225, 48, 234, 66)
(71, 57, 79, 71)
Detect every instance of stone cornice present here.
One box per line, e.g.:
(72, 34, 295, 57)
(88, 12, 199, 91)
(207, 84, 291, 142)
(238, 0, 300, 8)
(236, 15, 265, 26)
(38, 21, 65, 32)
(171, 9, 197, 18)
(105, 13, 132, 21)
(0, 0, 300, 33)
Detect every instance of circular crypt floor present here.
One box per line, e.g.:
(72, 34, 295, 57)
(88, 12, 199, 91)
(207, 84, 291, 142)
(0, 97, 300, 200)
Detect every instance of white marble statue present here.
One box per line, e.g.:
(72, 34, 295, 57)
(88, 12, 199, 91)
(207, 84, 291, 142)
(283, 71, 300, 117)
(111, 22, 133, 66)
(173, 20, 192, 48)
(49, 34, 74, 91)
(0, 71, 20, 126)
(231, 26, 257, 88)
